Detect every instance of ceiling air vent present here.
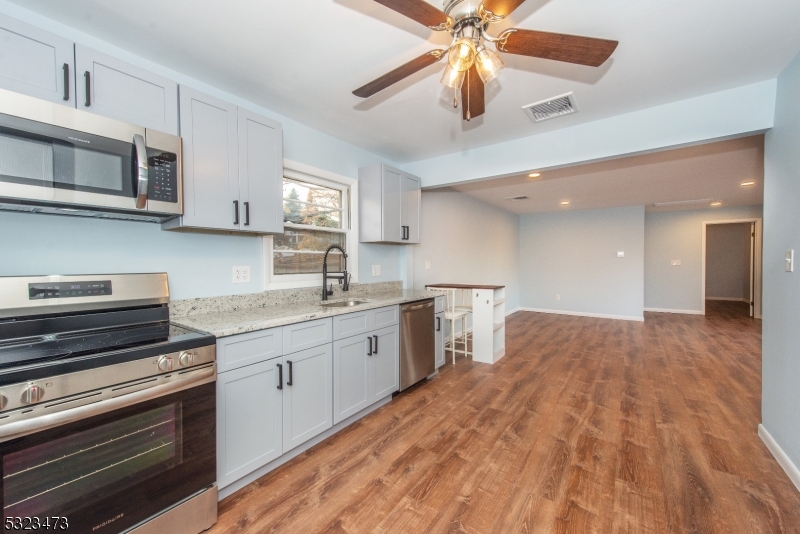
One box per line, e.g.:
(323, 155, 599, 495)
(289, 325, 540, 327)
(506, 195, 529, 201)
(522, 92, 578, 123)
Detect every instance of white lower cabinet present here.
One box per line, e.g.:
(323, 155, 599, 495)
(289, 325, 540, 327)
(217, 359, 283, 488)
(217, 305, 402, 490)
(282, 344, 333, 451)
(435, 312, 445, 369)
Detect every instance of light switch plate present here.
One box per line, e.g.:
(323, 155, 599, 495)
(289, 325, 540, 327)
(425, 260, 431, 270)
(671, 259, 682, 266)
(232, 266, 250, 284)
(786, 250, 794, 272)
(556, 294, 561, 301)
(617, 251, 625, 258)
(372, 265, 381, 277)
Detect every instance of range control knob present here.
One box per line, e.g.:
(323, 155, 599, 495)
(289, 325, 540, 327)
(0, 394, 7, 410)
(179, 351, 195, 367)
(20, 384, 45, 405)
(157, 356, 174, 372)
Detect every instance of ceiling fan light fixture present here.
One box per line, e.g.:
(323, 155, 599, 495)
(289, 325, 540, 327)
(448, 37, 477, 72)
(440, 63, 466, 89)
(475, 45, 504, 84)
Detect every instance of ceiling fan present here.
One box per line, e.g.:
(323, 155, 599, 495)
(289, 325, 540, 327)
(352, 0, 619, 121)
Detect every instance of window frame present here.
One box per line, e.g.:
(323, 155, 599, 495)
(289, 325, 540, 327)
(264, 159, 359, 290)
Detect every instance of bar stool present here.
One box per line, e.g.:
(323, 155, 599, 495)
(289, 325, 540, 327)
(444, 289, 471, 364)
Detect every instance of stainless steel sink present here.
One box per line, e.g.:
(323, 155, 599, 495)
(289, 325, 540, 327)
(320, 300, 369, 308)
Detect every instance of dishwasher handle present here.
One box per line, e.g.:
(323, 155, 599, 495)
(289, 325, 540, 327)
(403, 301, 434, 312)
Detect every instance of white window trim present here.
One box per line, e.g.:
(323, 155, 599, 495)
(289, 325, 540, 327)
(264, 159, 359, 291)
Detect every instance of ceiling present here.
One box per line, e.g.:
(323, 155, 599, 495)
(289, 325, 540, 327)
(11, 0, 800, 163)
(444, 135, 764, 214)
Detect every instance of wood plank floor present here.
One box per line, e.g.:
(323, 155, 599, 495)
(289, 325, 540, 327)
(210, 307, 800, 533)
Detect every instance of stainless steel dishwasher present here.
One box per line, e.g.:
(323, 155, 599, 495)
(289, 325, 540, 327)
(399, 299, 435, 391)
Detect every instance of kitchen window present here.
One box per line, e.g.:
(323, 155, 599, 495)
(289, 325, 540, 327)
(265, 161, 358, 290)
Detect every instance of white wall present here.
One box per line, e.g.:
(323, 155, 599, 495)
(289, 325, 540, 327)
(412, 191, 520, 312)
(519, 206, 645, 321)
(705, 223, 751, 300)
(644, 206, 762, 312)
(762, 51, 800, 482)
(0, 2, 403, 299)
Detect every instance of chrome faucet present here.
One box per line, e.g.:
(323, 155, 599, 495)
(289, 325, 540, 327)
(322, 245, 349, 301)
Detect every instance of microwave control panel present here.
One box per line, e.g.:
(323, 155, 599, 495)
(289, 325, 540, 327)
(147, 150, 178, 203)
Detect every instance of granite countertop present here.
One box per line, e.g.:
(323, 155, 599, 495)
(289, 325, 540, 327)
(172, 290, 443, 338)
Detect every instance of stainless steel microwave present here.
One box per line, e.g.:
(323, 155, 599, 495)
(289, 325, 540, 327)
(0, 88, 181, 222)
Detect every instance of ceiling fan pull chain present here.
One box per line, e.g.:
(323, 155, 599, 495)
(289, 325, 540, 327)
(466, 68, 471, 121)
(453, 86, 458, 108)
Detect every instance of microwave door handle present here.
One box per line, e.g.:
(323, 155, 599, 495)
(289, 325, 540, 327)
(133, 134, 149, 210)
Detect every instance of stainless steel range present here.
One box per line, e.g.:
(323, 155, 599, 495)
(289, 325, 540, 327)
(0, 274, 217, 534)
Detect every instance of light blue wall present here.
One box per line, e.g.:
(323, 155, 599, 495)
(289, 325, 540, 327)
(762, 52, 800, 471)
(644, 206, 763, 312)
(519, 206, 645, 320)
(405, 81, 777, 187)
(0, 2, 403, 299)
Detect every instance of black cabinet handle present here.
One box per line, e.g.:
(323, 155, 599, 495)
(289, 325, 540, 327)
(62, 63, 70, 101)
(277, 363, 283, 390)
(436, 317, 441, 331)
(233, 200, 239, 225)
(367, 337, 373, 356)
(83, 71, 90, 106)
(373, 335, 378, 354)
(244, 201, 250, 226)
(287, 360, 293, 386)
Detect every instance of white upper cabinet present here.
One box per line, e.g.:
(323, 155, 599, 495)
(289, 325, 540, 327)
(164, 85, 284, 234)
(238, 108, 283, 234)
(75, 44, 178, 134)
(359, 163, 422, 244)
(0, 14, 75, 106)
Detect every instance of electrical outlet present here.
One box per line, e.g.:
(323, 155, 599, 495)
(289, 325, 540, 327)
(617, 251, 625, 258)
(425, 260, 431, 270)
(556, 294, 561, 301)
(232, 266, 251, 284)
(372, 264, 381, 277)
(671, 259, 682, 266)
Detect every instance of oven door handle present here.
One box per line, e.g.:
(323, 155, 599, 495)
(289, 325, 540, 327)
(133, 133, 149, 210)
(0, 365, 215, 443)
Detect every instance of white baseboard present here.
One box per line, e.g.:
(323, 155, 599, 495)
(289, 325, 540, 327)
(644, 307, 704, 315)
(759, 424, 800, 493)
(505, 307, 521, 316)
(519, 308, 644, 322)
(706, 297, 749, 302)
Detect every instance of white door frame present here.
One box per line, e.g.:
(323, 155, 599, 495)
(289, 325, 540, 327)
(701, 218, 763, 318)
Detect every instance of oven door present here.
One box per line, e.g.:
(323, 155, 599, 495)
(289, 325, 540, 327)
(0, 382, 215, 534)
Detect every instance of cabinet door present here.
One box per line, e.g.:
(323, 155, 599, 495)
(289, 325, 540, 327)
(401, 173, 421, 243)
(0, 14, 74, 106)
(370, 325, 399, 402)
(238, 108, 283, 234)
(282, 345, 333, 452)
(333, 334, 371, 424)
(179, 85, 240, 230)
(75, 44, 178, 134)
(435, 312, 445, 369)
(381, 166, 403, 243)
(217, 360, 283, 488)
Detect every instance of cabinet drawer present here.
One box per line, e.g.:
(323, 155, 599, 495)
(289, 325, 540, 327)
(217, 327, 282, 373)
(333, 310, 371, 341)
(434, 296, 445, 314)
(373, 305, 399, 329)
(283, 318, 332, 354)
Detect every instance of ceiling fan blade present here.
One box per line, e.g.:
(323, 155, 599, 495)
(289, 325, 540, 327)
(353, 50, 446, 98)
(479, 0, 528, 21)
(460, 65, 485, 121)
(372, 0, 453, 30)
(496, 29, 618, 67)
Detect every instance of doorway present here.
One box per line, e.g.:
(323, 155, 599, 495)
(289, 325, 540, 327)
(702, 219, 762, 318)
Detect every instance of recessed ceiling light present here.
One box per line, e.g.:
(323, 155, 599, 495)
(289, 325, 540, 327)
(741, 180, 756, 187)
(528, 172, 541, 178)
(560, 200, 570, 206)
(710, 201, 722, 206)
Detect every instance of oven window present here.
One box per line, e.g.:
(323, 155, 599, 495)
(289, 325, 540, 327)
(3, 404, 182, 518)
